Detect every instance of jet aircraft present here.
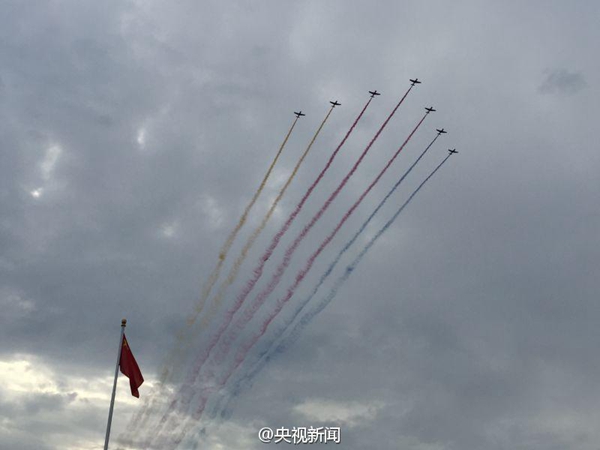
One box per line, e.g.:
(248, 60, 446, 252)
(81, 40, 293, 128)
(330, 101, 341, 107)
(436, 128, 447, 134)
(410, 78, 421, 86)
(369, 90, 381, 98)
(448, 148, 458, 154)
(294, 111, 305, 118)
(425, 107, 436, 113)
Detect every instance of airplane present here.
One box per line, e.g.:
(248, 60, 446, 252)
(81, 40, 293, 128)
(425, 106, 436, 113)
(369, 90, 381, 98)
(448, 148, 458, 154)
(330, 100, 341, 107)
(436, 128, 447, 134)
(294, 111, 305, 118)
(410, 78, 421, 86)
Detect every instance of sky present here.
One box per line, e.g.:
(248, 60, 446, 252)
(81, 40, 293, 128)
(1, 0, 598, 449)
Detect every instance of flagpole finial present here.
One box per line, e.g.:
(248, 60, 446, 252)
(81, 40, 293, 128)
(121, 319, 127, 327)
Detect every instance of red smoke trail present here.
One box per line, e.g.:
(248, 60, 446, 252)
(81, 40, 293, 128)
(237, 96, 375, 311)
(192, 86, 413, 378)
(163, 345, 255, 449)
(209, 90, 421, 362)
(186, 95, 383, 374)
(212, 109, 430, 378)
(147, 95, 374, 443)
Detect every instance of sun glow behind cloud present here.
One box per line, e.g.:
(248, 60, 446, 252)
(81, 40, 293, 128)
(0, 354, 152, 449)
(30, 188, 43, 198)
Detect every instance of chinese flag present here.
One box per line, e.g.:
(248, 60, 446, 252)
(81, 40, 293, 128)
(120, 334, 144, 397)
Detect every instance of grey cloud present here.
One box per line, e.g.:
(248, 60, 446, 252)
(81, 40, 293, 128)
(1, 0, 599, 449)
(22, 391, 78, 415)
(539, 69, 588, 95)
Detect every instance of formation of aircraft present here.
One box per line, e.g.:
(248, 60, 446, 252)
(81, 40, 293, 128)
(292, 86, 460, 156)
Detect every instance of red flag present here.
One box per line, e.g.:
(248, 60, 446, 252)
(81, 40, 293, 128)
(120, 334, 144, 397)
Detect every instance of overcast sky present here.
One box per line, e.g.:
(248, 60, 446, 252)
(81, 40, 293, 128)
(1, 1, 599, 449)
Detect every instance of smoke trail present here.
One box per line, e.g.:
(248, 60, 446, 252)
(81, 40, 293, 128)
(145, 95, 375, 445)
(160, 110, 432, 449)
(119, 115, 300, 444)
(218, 152, 454, 421)
(207, 109, 430, 398)
(181, 86, 413, 400)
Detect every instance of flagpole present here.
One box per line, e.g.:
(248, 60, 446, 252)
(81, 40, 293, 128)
(104, 318, 126, 450)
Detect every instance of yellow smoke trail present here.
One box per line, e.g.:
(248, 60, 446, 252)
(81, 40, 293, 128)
(190, 115, 300, 325)
(197, 104, 335, 330)
(120, 115, 299, 443)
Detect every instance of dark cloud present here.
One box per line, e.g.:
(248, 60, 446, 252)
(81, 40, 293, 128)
(539, 69, 588, 95)
(1, 0, 599, 449)
(21, 392, 77, 415)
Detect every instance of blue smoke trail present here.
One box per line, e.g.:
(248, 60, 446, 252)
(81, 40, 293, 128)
(204, 133, 441, 420)
(214, 151, 454, 420)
